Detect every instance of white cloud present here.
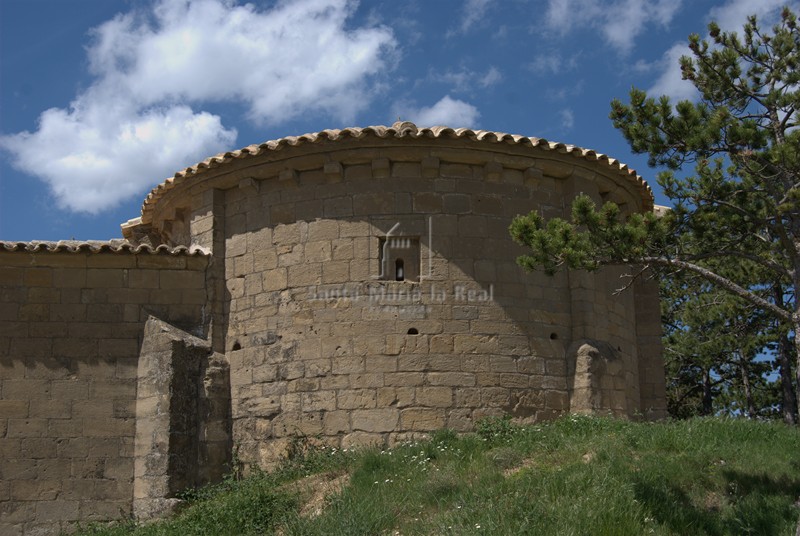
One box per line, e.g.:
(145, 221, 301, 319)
(640, 0, 799, 105)
(394, 96, 480, 128)
(632, 59, 653, 73)
(646, 43, 698, 102)
(545, 0, 681, 54)
(708, 0, 793, 31)
(427, 66, 503, 92)
(0, 0, 396, 213)
(481, 67, 503, 88)
(452, 0, 492, 35)
(559, 108, 575, 130)
(545, 80, 585, 102)
(527, 52, 579, 75)
(2, 104, 237, 212)
(102, 0, 396, 124)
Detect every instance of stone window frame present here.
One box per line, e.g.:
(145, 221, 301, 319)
(378, 235, 420, 282)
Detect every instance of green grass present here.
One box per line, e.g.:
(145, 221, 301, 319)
(78, 416, 800, 536)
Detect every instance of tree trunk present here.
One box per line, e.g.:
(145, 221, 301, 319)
(773, 285, 798, 425)
(791, 247, 800, 426)
(779, 330, 798, 425)
(702, 369, 713, 416)
(793, 313, 800, 426)
(738, 352, 757, 418)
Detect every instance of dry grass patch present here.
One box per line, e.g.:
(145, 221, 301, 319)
(281, 471, 350, 518)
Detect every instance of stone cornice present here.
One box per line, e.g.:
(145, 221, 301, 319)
(138, 122, 654, 227)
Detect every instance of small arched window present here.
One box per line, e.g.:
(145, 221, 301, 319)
(395, 258, 405, 281)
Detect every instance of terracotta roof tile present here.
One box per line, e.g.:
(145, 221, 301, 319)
(0, 240, 210, 256)
(140, 122, 653, 223)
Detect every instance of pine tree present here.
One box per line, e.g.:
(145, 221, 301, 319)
(661, 273, 779, 418)
(509, 8, 799, 423)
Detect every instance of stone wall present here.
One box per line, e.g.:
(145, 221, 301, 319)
(0, 125, 668, 533)
(133, 316, 230, 521)
(0, 249, 209, 535)
(147, 142, 665, 468)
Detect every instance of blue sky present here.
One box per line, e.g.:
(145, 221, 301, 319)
(0, 0, 793, 241)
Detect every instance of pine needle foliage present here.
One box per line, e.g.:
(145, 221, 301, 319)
(510, 7, 800, 422)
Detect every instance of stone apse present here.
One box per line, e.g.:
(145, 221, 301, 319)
(0, 122, 667, 534)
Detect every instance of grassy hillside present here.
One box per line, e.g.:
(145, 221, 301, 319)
(81, 416, 800, 536)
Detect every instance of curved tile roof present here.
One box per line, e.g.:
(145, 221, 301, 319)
(0, 240, 210, 256)
(141, 121, 653, 223)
